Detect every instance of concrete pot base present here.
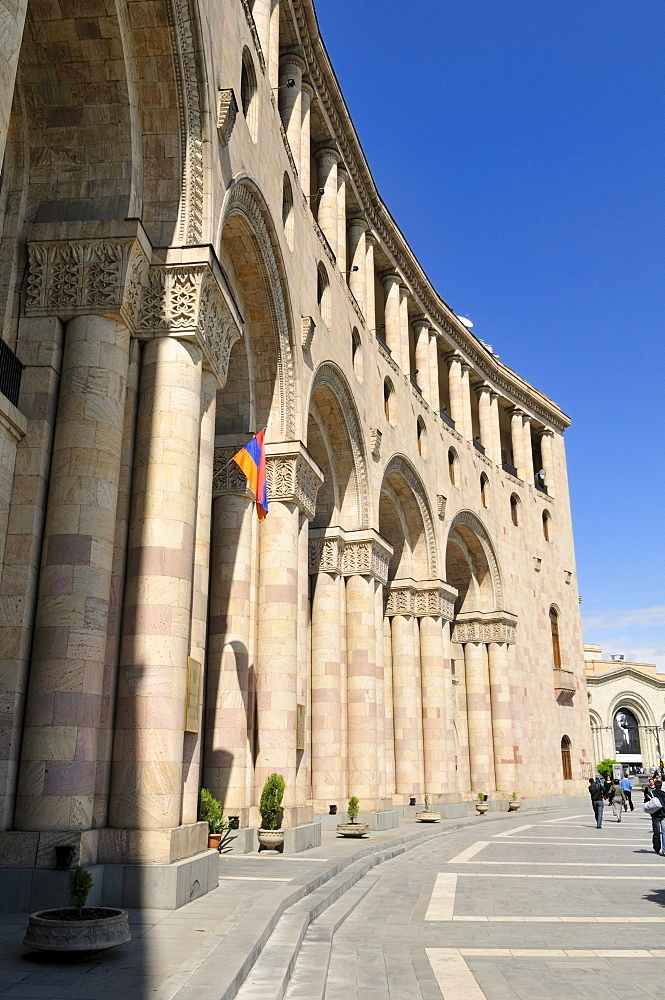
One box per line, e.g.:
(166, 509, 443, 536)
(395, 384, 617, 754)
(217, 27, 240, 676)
(508, 801, 521, 811)
(336, 823, 369, 837)
(415, 812, 441, 822)
(257, 830, 285, 852)
(475, 803, 489, 815)
(23, 908, 131, 956)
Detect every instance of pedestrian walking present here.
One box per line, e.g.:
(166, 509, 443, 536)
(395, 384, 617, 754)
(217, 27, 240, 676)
(643, 778, 665, 854)
(608, 779, 626, 821)
(620, 774, 634, 812)
(589, 777, 605, 829)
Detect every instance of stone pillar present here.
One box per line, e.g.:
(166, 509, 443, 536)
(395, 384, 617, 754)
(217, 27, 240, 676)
(463, 641, 496, 793)
(509, 408, 526, 479)
(488, 642, 515, 793)
(347, 216, 366, 314)
(374, 579, 386, 797)
(428, 329, 441, 413)
(252, 0, 272, 63)
(309, 531, 345, 804)
(460, 362, 473, 441)
(390, 603, 425, 798)
(441, 619, 456, 794)
(15, 314, 131, 832)
(315, 146, 340, 255)
(365, 234, 377, 335)
(447, 354, 465, 435)
(109, 336, 202, 832)
(399, 285, 410, 374)
(268, 0, 280, 91)
(383, 616, 396, 797)
(382, 272, 401, 360)
(256, 444, 322, 821)
(539, 429, 555, 496)
(181, 370, 217, 825)
(336, 166, 347, 273)
(419, 615, 447, 797)
(279, 53, 305, 175)
(476, 384, 496, 458)
(522, 414, 533, 484)
(300, 81, 313, 198)
(204, 463, 256, 818)
(413, 317, 430, 399)
(489, 391, 502, 465)
(0, 0, 27, 168)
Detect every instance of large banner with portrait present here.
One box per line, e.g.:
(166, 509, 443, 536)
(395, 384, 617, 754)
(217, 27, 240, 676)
(613, 708, 641, 761)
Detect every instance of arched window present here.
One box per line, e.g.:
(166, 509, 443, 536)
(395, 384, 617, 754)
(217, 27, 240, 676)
(416, 416, 426, 457)
(542, 509, 551, 541)
(480, 472, 489, 508)
(510, 493, 520, 526)
(561, 735, 572, 780)
(317, 262, 330, 325)
(351, 327, 363, 382)
(448, 448, 457, 485)
(550, 606, 561, 669)
(383, 377, 395, 423)
(282, 173, 294, 250)
(240, 48, 258, 141)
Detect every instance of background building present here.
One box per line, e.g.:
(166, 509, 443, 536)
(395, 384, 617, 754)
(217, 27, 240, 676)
(0, 0, 591, 905)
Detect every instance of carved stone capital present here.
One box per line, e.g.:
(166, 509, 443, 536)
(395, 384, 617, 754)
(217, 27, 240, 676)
(308, 527, 345, 575)
(452, 610, 518, 645)
(341, 529, 393, 585)
(301, 315, 316, 352)
(385, 580, 416, 617)
(26, 230, 149, 331)
(385, 578, 456, 619)
(475, 382, 492, 398)
(265, 442, 324, 520)
(217, 89, 238, 146)
(212, 445, 254, 499)
(437, 495, 447, 520)
(138, 259, 242, 388)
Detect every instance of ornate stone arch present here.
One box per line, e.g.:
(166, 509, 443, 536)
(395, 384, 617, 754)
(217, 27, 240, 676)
(381, 455, 438, 579)
(447, 510, 503, 610)
(221, 179, 297, 439)
(309, 362, 370, 528)
(609, 692, 655, 729)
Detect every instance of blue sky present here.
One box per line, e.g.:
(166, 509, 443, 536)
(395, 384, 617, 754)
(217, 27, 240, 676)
(316, 0, 665, 667)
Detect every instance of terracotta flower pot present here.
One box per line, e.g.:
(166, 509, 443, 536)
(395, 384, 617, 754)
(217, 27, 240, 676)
(23, 908, 130, 955)
(208, 833, 223, 850)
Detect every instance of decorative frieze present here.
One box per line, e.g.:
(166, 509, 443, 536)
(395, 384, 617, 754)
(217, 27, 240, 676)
(212, 447, 254, 498)
(301, 316, 316, 352)
(341, 529, 392, 585)
(384, 579, 456, 620)
(265, 444, 323, 520)
(217, 89, 238, 146)
(138, 263, 242, 389)
(308, 528, 345, 575)
(26, 237, 149, 331)
(451, 611, 518, 645)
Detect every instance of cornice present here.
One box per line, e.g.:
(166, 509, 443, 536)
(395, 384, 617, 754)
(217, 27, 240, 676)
(586, 666, 665, 693)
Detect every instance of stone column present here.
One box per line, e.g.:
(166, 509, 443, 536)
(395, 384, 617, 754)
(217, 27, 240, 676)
(383, 616, 396, 797)
(489, 391, 502, 465)
(539, 429, 555, 496)
(309, 531, 345, 804)
(382, 272, 401, 360)
(300, 81, 313, 198)
(488, 642, 515, 793)
(256, 444, 322, 820)
(268, 0, 280, 91)
(252, 0, 272, 63)
(365, 234, 377, 335)
(181, 370, 217, 825)
(476, 384, 496, 459)
(336, 166, 347, 273)
(412, 317, 430, 399)
(441, 619, 456, 794)
(347, 216, 367, 314)
(374, 579, 386, 797)
(447, 354, 465, 435)
(0, 0, 28, 168)
(343, 530, 392, 807)
(460, 362, 473, 441)
(399, 285, 410, 374)
(279, 54, 305, 175)
(315, 146, 340, 256)
(428, 329, 441, 413)
(418, 582, 456, 798)
(109, 336, 202, 832)
(509, 408, 526, 479)
(522, 414, 533, 484)
(463, 641, 496, 793)
(15, 314, 131, 832)
(390, 593, 425, 799)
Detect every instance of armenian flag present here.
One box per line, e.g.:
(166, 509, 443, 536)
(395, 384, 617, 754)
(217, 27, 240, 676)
(232, 430, 268, 520)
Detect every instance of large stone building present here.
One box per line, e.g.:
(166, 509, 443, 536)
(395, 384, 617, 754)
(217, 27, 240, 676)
(0, 0, 591, 901)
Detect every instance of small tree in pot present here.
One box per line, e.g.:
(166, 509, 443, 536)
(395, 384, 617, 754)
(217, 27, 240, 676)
(258, 773, 286, 851)
(475, 792, 489, 815)
(508, 790, 521, 812)
(416, 792, 440, 823)
(337, 796, 369, 837)
(199, 788, 228, 849)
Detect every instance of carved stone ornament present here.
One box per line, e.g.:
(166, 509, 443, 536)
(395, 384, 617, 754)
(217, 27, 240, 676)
(265, 445, 324, 520)
(370, 428, 382, 459)
(385, 581, 416, 617)
(451, 611, 518, 645)
(217, 89, 239, 146)
(308, 528, 345, 575)
(25, 237, 149, 331)
(212, 446, 254, 499)
(385, 579, 456, 620)
(138, 264, 242, 389)
(341, 529, 393, 585)
(437, 495, 447, 520)
(301, 316, 316, 352)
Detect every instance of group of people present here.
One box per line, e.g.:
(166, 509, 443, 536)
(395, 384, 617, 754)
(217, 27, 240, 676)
(588, 770, 665, 854)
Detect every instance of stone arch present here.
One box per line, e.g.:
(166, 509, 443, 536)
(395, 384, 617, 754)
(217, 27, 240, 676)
(446, 510, 503, 612)
(220, 178, 297, 439)
(609, 691, 655, 730)
(379, 454, 437, 580)
(308, 362, 370, 529)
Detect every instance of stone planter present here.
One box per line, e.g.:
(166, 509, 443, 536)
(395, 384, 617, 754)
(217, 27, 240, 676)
(415, 811, 441, 822)
(508, 800, 521, 812)
(23, 908, 130, 955)
(257, 829, 284, 851)
(208, 833, 222, 850)
(475, 802, 489, 815)
(336, 823, 369, 838)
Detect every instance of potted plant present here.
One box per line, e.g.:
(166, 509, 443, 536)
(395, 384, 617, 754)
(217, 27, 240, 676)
(336, 796, 369, 837)
(416, 793, 441, 823)
(258, 773, 286, 851)
(508, 791, 521, 812)
(199, 787, 228, 849)
(23, 866, 130, 956)
(475, 792, 489, 815)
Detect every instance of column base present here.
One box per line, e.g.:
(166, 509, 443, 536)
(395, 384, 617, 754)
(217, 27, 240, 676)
(247, 805, 314, 829)
(97, 822, 208, 865)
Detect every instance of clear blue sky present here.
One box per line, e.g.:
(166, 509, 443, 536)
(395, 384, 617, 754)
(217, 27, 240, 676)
(316, 0, 665, 667)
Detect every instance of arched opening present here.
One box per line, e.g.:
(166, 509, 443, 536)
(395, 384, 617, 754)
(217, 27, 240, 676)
(383, 377, 395, 424)
(550, 606, 561, 669)
(613, 707, 642, 758)
(480, 473, 489, 509)
(510, 493, 520, 526)
(561, 735, 572, 780)
(317, 262, 331, 326)
(542, 509, 551, 541)
(416, 416, 426, 458)
(351, 327, 363, 382)
(241, 47, 258, 141)
(448, 448, 457, 485)
(282, 173, 294, 250)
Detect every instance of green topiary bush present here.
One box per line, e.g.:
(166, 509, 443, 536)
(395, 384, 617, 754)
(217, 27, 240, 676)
(199, 787, 224, 834)
(596, 759, 620, 780)
(69, 866, 93, 914)
(259, 774, 285, 830)
(347, 796, 359, 824)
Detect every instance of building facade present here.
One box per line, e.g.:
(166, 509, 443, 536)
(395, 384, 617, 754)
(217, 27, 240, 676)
(0, 0, 591, 887)
(586, 645, 665, 772)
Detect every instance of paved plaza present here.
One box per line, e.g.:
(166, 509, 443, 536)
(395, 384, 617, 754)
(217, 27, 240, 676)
(2, 805, 664, 999)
